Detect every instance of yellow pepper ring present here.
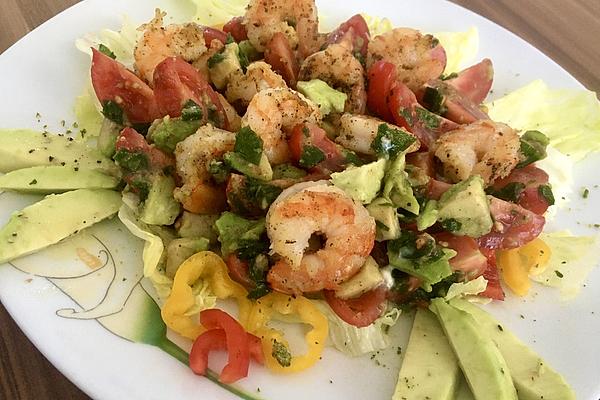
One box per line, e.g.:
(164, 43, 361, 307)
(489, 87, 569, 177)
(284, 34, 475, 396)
(247, 292, 329, 373)
(160, 251, 252, 340)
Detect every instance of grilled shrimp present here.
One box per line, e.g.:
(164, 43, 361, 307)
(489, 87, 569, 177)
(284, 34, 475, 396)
(335, 114, 420, 155)
(217, 93, 242, 132)
(241, 87, 321, 165)
(367, 28, 446, 91)
(243, 0, 320, 57)
(266, 181, 376, 295)
(299, 41, 367, 114)
(134, 9, 207, 83)
(433, 120, 520, 185)
(225, 61, 288, 108)
(173, 125, 235, 214)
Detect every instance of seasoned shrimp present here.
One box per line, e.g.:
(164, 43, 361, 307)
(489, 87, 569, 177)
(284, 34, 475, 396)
(216, 93, 242, 132)
(243, 0, 320, 57)
(367, 28, 446, 91)
(174, 125, 235, 214)
(225, 61, 287, 108)
(242, 87, 321, 165)
(299, 42, 367, 114)
(336, 113, 420, 155)
(134, 9, 207, 83)
(266, 181, 376, 295)
(433, 120, 520, 185)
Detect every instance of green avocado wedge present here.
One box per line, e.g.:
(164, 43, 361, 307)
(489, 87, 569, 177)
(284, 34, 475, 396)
(450, 299, 576, 400)
(0, 166, 119, 193)
(0, 129, 117, 175)
(393, 308, 461, 400)
(429, 298, 518, 400)
(0, 189, 121, 263)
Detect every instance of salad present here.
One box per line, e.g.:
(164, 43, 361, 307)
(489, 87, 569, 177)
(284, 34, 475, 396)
(1, 0, 600, 398)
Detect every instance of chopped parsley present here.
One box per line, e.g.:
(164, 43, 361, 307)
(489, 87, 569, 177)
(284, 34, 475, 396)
(102, 100, 124, 125)
(299, 145, 325, 168)
(517, 130, 550, 168)
(207, 51, 226, 68)
(538, 184, 555, 206)
(113, 150, 149, 172)
(181, 99, 203, 121)
(271, 340, 292, 367)
(421, 86, 447, 115)
(98, 44, 116, 59)
(234, 127, 264, 165)
(371, 123, 416, 159)
(440, 218, 463, 233)
(582, 187, 590, 199)
(415, 107, 441, 130)
(244, 177, 283, 210)
(208, 159, 231, 184)
(555, 270, 564, 278)
(486, 182, 526, 203)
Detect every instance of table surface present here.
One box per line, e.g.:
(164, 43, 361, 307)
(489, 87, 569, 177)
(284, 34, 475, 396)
(1, 0, 599, 399)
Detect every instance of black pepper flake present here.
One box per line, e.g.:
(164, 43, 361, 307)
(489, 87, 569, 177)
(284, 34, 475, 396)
(555, 270, 564, 278)
(497, 324, 504, 332)
(29, 179, 38, 185)
(28, 149, 35, 153)
(48, 156, 55, 162)
(74, 167, 79, 171)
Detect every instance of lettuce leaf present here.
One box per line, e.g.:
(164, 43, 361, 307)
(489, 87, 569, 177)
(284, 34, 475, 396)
(74, 82, 103, 138)
(435, 27, 479, 74)
(444, 275, 489, 304)
(531, 231, 600, 300)
(487, 80, 600, 161)
(361, 14, 393, 37)
(536, 146, 574, 218)
(316, 301, 401, 357)
(186, 0, 249, 26)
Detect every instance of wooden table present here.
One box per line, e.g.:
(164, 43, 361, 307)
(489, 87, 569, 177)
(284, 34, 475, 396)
(0, 1, 599, 399)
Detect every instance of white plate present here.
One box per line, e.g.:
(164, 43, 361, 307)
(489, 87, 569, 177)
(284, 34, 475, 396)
(1, 0, 599, 399)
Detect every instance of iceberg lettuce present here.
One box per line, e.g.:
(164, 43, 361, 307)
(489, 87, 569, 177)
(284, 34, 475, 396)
(316, 301, 401, 357)
(435, 27, 479, 74)
(487, 80, 600, 161)
(186, 0, 249, 26)
(444, 275, 489, 304)
(531, 231, 600, 300)
(536, 146, 574, 218)
(74, 82, 103, 138)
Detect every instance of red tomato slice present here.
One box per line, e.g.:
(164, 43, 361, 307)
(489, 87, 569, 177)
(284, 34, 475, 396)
(90, 48, 161, 124)
(289, 123, 346, 172)
(435, 233, 488, 280)
(202, 27, 229, 45)
(223, 16, 248, 42)
(446, 58, 494, 104)
(478, 248, 505, 300)
(366, 60, 397, 121)
(264, 32, 299, 88)
(198, 309, 250, 383)
(115, 127, 174, 171)
(426, 178, 451, 200)
(152, 57, 229, 129)
(324, 285, 387, 328)
(478, 197, 545, 250)
(327, 14, 370, 58)
(225, 254, 253, 289)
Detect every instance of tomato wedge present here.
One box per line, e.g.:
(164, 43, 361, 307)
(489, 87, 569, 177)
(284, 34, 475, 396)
(90, 48, 160, 124)
(446, 58, 494, 104)
(288, 123, 346, 172)
(327, 14, 370, 58)
(324, 285, 387, 328)
(225, 254, 253, 289)
(478, 197, 545, 250)
(202, 27, 229, 45)
(366, 60, 396, 121)
(223, 16, 248, 42)
(264, 32, 299, 88)
(115, 127, 174, 171)
(491, 164, 551, 215)
(153, 57, 229, 129)
(435, 233, 488, 280)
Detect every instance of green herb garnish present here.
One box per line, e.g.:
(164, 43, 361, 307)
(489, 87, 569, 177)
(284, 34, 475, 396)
(271, 340, 292, 367)
(113, 150, 149, 172)
(538, 184, 555, 205)
(181, 99, 203, 121)
(517, 130, 550, 168)
(102, 100, 124, 125)
(299, 145, 325, 168)
(370, 124, 416, 159)
(486, 182, 526, 203)
(234, 127, 263, 165)
(98, 44, 116, 59)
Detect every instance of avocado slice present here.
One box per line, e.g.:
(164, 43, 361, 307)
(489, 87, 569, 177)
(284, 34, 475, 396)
(335, 256, 384, 299)
(455, 376, 476, 400)
(0, 189, 121, 263)
(297, 79, 348, 115)
(97, 118, 121, 157)
(393, 308, 461, 400)
(0, 166, 119, 193)
(0, 129, 117, 175)
(139, 174, 181, 226)
(175, 212, 219, 243)
(450, 299, 576, 400)
(366, 197, 401, 241)
(429, 298, 518, 400)
(330, 158, 387, 204)
(437, 175, 493, 237)
(382, 154, 420, 215)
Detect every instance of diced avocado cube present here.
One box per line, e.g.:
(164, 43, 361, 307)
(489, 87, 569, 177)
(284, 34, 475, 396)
(209, 43, 242, 89)
(367, 197, 401, 241)
(429, 298, 518, 400)
(148, 116, 201, 153)
(97, 118, 122, 157)
(330, 158, 387, 204)
(383, 154, 420, 215)
(224, 152, 273, 181)
(437, 175, 493, 237)
(139, 174, 181, 226)
(416, 199, 439, 231)
(335, 256, 384, 299)
(393, 308, 461, 400)
(175, 212, 219, 243)
(297, 79, 347, 115)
